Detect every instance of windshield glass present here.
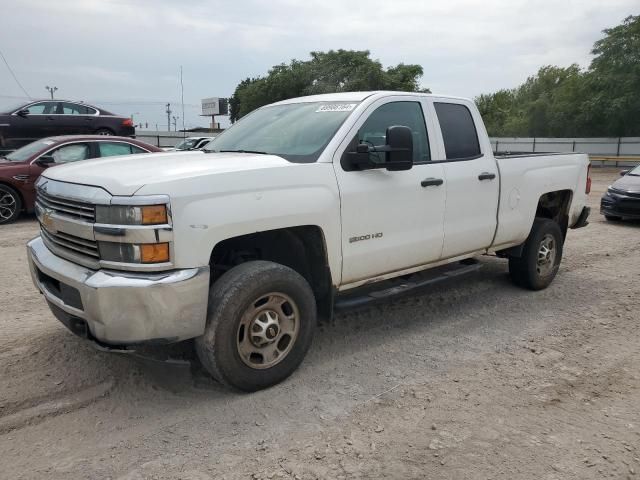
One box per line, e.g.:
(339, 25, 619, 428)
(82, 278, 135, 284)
(204, 101, 359, 163)
(5, 139, 54, 162)
(629, 165, 640, 175)
(175, 138, 199, 150)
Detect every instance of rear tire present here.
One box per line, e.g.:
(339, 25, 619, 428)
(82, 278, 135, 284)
(0, 184, 22, 225)
(195, 261, 316, 392)
(94, 128, 114, 136)
(509, 218, 563, 290)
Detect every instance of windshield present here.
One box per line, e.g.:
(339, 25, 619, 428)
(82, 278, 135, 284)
(629, 165, 640, 175)
(175, 138, 199, 150)
(204, 101, 359, 163)
(5, 139, 54, 162)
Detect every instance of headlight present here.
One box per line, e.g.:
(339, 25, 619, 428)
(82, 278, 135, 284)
(99, 241, 170, 263)
(95, 204, 168, 225)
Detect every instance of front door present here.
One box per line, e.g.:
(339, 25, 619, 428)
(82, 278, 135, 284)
(334, 98, 446, 285)
(11, 101, 59, 145)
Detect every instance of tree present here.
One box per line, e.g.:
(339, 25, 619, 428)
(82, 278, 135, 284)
(587, 15, 640, 136)
(476, 15, 640, 137)
(229, 50, 428, 122)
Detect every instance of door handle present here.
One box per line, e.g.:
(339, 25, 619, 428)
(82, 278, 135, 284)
(478, 172, 496, 181)
(421, 177, 444, 187)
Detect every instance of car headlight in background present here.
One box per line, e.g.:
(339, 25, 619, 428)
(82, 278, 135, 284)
(99, 241, 170, 264)
(95, 204, 168, 225)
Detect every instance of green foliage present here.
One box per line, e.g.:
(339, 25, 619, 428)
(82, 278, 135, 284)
(478, 15, 640, 137)
(229, 50, 428, 122)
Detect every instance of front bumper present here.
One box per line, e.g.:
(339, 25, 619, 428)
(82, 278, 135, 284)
(27, 236, 210, 346)
(601, 190, 640, 219)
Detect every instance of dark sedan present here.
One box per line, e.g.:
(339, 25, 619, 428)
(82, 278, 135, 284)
(601, 165, 640, 221)
(0, 100, 135, 150)
(0, 136, 161, 224)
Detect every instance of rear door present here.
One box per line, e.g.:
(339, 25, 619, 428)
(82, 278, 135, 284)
(428, 100, 499, 258)
(59, 102, 97, 134)
(334, 97, 446, 285)
(13, 102, 59, 142)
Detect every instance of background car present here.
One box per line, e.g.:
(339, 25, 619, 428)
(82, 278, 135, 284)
(0, 100, 135, 150)
(600, 165, 640, 221)
(0, 135, 161, 224)
(162, 136, 214, 151)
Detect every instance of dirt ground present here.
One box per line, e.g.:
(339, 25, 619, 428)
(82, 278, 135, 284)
(0, 168, 638, 480)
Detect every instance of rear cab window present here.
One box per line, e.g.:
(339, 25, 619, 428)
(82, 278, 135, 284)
(434, 102, 481, 160)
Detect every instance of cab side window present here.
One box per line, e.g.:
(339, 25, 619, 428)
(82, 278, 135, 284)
(358, 102, 430, 164)
(98, 142, 146, 157)
(24, 102, 56, 115)
(434, 102, 481, 160)
(50, 144, 90, 163)
(61, 102, 96, 115)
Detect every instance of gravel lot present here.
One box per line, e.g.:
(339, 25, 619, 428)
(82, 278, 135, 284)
(0, 168, 638, 480)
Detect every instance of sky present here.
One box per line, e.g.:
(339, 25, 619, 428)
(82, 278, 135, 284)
(0, 0, 637, 130)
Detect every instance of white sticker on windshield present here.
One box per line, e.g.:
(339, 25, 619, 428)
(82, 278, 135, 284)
(316, 103, 357, 113)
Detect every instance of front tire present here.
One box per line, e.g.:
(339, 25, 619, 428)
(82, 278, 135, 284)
(605, 215, 622, 221)
(0, 184, 22, 225)
(509, 218, 563, 290)
(195, 261, 316, 392)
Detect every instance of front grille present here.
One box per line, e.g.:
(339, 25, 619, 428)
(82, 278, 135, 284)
(36, 190, 96, 222)
(41, 227, 99, 259)
(618, 200, 640, 214)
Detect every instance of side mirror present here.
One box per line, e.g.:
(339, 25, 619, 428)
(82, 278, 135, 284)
(16, 109, 29, 117)
(35, 156, 55, 167)
(620, 170, 630, 176)
(342, 125, 414, 171)
(384, 125, 413, 171)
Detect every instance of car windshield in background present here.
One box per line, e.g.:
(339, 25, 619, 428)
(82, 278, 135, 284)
(629, 165, 640, 175)
(175, 139, 199, 150)
(204, 102, 359, 163)
(5, 139, 54, 162)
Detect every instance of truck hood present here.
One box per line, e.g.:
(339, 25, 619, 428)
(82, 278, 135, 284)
(42, 151, 296, 196)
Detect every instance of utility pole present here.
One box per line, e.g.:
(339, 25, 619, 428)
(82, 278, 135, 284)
(165, 103, 171, 132)
(172, 116, 179, 132)
(45, 86, 58, 99)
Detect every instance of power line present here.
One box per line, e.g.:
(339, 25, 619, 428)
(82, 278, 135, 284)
(0, 48, 31, 98)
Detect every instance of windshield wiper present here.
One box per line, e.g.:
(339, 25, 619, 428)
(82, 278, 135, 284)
(218, 149, 268, 155)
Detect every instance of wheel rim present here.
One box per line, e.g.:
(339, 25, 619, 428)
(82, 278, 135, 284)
(97, 130, 112, 136)
(236, 292, 300, 370)
(0, 192, 17, 221)
(536, 233, 556, 277)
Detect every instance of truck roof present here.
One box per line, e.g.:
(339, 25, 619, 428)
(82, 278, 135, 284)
(270, 91, 471, 106)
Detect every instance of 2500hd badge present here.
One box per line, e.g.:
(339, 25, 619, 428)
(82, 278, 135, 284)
(349, 232, 383, 243)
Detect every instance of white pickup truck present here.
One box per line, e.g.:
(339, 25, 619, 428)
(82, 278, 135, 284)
(27, 91, 591, 391)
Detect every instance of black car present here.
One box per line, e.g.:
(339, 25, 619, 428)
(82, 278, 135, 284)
(601, 165, 640, 221)
(0, 100, 135, 150)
